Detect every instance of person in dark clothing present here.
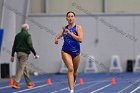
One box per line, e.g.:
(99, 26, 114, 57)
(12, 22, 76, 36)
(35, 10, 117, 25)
(10, 23, 39, 89)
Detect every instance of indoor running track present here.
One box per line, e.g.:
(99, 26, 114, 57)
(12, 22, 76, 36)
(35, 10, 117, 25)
(1, 73, 140, 93)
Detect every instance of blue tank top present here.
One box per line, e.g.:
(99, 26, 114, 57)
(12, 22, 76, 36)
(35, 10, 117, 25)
(62, 25, 80, 52)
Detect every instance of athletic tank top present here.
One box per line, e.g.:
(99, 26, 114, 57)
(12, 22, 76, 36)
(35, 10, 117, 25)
(62, 25, 80, 51)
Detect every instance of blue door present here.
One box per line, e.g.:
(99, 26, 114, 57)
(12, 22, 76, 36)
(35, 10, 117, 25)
(0, 29, 4, 52)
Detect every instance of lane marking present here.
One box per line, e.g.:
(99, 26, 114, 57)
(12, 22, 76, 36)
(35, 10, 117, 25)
(117, 79, 140, 93)
(130, 85, 140, 93)
(90, 84, 111, 93)
(0, 80, 47, 90)
(13, 84, 46, 93)
(0, 85, 11, 89)
(76, 82, 103, 92)
(12, 80, 68, 93)
(50, 79, 111, 93)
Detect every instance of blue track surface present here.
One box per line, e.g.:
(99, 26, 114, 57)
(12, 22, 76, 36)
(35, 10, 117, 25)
(1, 73, 140, 93)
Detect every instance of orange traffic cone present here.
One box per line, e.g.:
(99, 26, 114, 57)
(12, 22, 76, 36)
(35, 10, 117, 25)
(79, 78, 84, 85)
(9, 79, 13, 86)
(111, 78, 116, 85)
(47, 78, 52, 86)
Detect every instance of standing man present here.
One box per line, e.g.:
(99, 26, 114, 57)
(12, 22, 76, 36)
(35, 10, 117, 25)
(10, 23, 39, 89)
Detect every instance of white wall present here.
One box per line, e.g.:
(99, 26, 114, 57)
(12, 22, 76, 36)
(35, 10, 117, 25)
(2, 0, 140, 74)
(30, 0, 140, 13)
(108, 0, 140, 13)
(27, 14, 139, 73)
(1, 10, 16, 76)
(30, 0, 45, 13)
(134, 17, 140, 57)
(0, 0, 28, 77)
(45, 0, 102, 14)
(0, 0, 4, 27)
(3, 0, 27, 31)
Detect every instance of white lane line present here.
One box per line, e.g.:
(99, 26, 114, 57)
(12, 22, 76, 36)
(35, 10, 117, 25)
(50, 83, 81, 93)
(76, 82, 103, 92)
(0, 85, 11, 89)
(12, 80, 68, 93)
(13, 84, 47, 93)
(51, 79, 111, 93)
(90, 83, 111, 93)
(117, 79, 140, 93)
(50, 87, 68, 93)
(0, 79, 47, 90)
(130, 85, 140, 93)
(1, 79, 111, 93)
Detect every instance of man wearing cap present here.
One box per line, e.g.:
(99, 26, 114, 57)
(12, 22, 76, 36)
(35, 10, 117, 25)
(10, 23, 38, 89)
